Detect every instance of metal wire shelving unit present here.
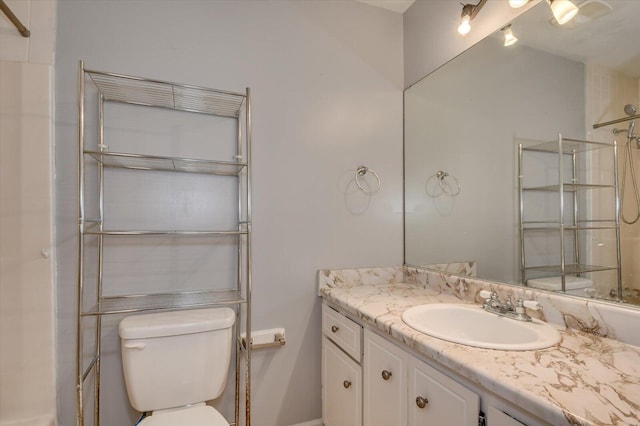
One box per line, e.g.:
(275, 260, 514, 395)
(518, 134, 622, 296)
(75, 61, 252, 425)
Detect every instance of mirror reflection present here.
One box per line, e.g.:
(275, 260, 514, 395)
(404, 0, 640, 305)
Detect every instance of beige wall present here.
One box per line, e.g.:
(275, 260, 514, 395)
(0, 1, 57, 425)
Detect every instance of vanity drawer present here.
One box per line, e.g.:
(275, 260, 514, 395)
(322, 304, 362, 361)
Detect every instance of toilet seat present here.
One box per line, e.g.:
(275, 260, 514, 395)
(139, 404, 229, 426)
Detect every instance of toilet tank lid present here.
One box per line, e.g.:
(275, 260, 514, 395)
(119, 307, 235, 339)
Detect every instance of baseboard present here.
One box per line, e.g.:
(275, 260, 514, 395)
(289, 419, 323, 426)
(0, 415, 55, 426)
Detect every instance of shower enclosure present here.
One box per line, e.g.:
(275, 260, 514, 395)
(0, 59, 57, 426)
(613, 104, 640, 225)
(593, 102, 640, 303)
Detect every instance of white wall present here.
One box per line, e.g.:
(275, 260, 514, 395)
(403, 0, 539, 88)
(54, 1, 403, 425)
(0, 1, 57, 425)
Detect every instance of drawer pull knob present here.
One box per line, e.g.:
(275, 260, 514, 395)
(381, 370, 392, 380)
(415, 396, 428, 409)
(343, 380, 352, 389)
(331, 325, 339, 333)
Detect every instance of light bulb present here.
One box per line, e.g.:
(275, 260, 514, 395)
(548, 0, 579, 25)
(458, 15, 471, 35)
(508, 0, 528, 8)
(503, 26, 518, 46)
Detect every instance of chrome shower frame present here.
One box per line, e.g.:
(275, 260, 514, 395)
(593, 113, 640, 129)
(594, 108, 640, 225)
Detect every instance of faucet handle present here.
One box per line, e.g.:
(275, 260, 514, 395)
(504, 296, 514, 311)
(522, 299, 540, 310)
(479, 290, 493, 299)
(513, 298, 535, 321)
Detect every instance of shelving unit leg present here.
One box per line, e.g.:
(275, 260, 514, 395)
(76, 59, 86, 426)
(613, 142, 623, 301)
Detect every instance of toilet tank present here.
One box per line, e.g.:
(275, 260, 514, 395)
(527, 276, 593, 296)
(119, 307, 236, 412)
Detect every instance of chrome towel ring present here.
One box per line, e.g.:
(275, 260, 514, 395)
(425, 171, 461, 197)
(355, 165, 381, 194)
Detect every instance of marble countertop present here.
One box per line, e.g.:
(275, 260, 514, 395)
(320, 282, 640, 426)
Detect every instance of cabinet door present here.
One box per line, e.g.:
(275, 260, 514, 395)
(487, 406, 527, 426)
(408, 356, 479, 426)
(322, 337, 362, 426)
(363, 330, 407, 426)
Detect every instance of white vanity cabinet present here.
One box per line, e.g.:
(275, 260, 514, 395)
(322, 337, 362, 426)
(322, 303, 540, 426)
(364, 329, 407, 426)
(487, 407, 526, 426)
(364, 329, 479, 426)
(322, 304, 363, 426)
(407, 354, 479, 425)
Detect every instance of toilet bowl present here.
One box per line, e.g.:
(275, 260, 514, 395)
(527, 276, 593, 296)
(119, 308, 235, 425)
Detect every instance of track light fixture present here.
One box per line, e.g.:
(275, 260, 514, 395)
(502, 24, 518, 46)
(547, 0, 579, 25)
(508, 0, 529, 7)
(457, 0, 488, 36)
(507, 0, 579, 26)
(458, 0, 578, 40)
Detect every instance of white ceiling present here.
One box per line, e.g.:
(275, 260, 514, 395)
(357, 0, 416, 13)
(357, 0, 639, 77)
(512, 0, 640, 78)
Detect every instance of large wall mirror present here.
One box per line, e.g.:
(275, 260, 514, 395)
(404, 0, 639, 306)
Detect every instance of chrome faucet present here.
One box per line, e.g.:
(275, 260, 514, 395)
(479, 290, 539, 322)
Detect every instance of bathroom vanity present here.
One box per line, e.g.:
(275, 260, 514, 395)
(319, 266, 640, 426)
(323, 305, 481, 425)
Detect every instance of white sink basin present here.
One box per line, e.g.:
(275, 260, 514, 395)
(401, 303, 560, 351)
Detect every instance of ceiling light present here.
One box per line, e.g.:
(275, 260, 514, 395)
(457, 0, 487, 36)
(458, 11, 472, 35)
(548, 0, 579, 25)
(508, 0, 529, 8)
(502, 24, 518, 46)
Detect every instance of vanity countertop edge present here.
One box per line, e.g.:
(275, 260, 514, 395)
(319, 278, 640, 426)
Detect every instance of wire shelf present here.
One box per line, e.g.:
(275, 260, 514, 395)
(522, 183, 615, 192)
(521, 138, 613, 154)
(522, 222, 618, 231)
(524, 263, 619, 274)
(86, 69, 246, 117)
(82, 228, 248, 236)
(81, 289, 247, 316)
(85, 150, 247, 175)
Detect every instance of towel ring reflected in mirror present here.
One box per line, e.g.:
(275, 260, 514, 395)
(425, 171, 461, 197)
(355, 165, 381, 194)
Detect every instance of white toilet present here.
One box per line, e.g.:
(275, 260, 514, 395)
(119, 307, 236, 425)
(527, 276, 594, 297)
